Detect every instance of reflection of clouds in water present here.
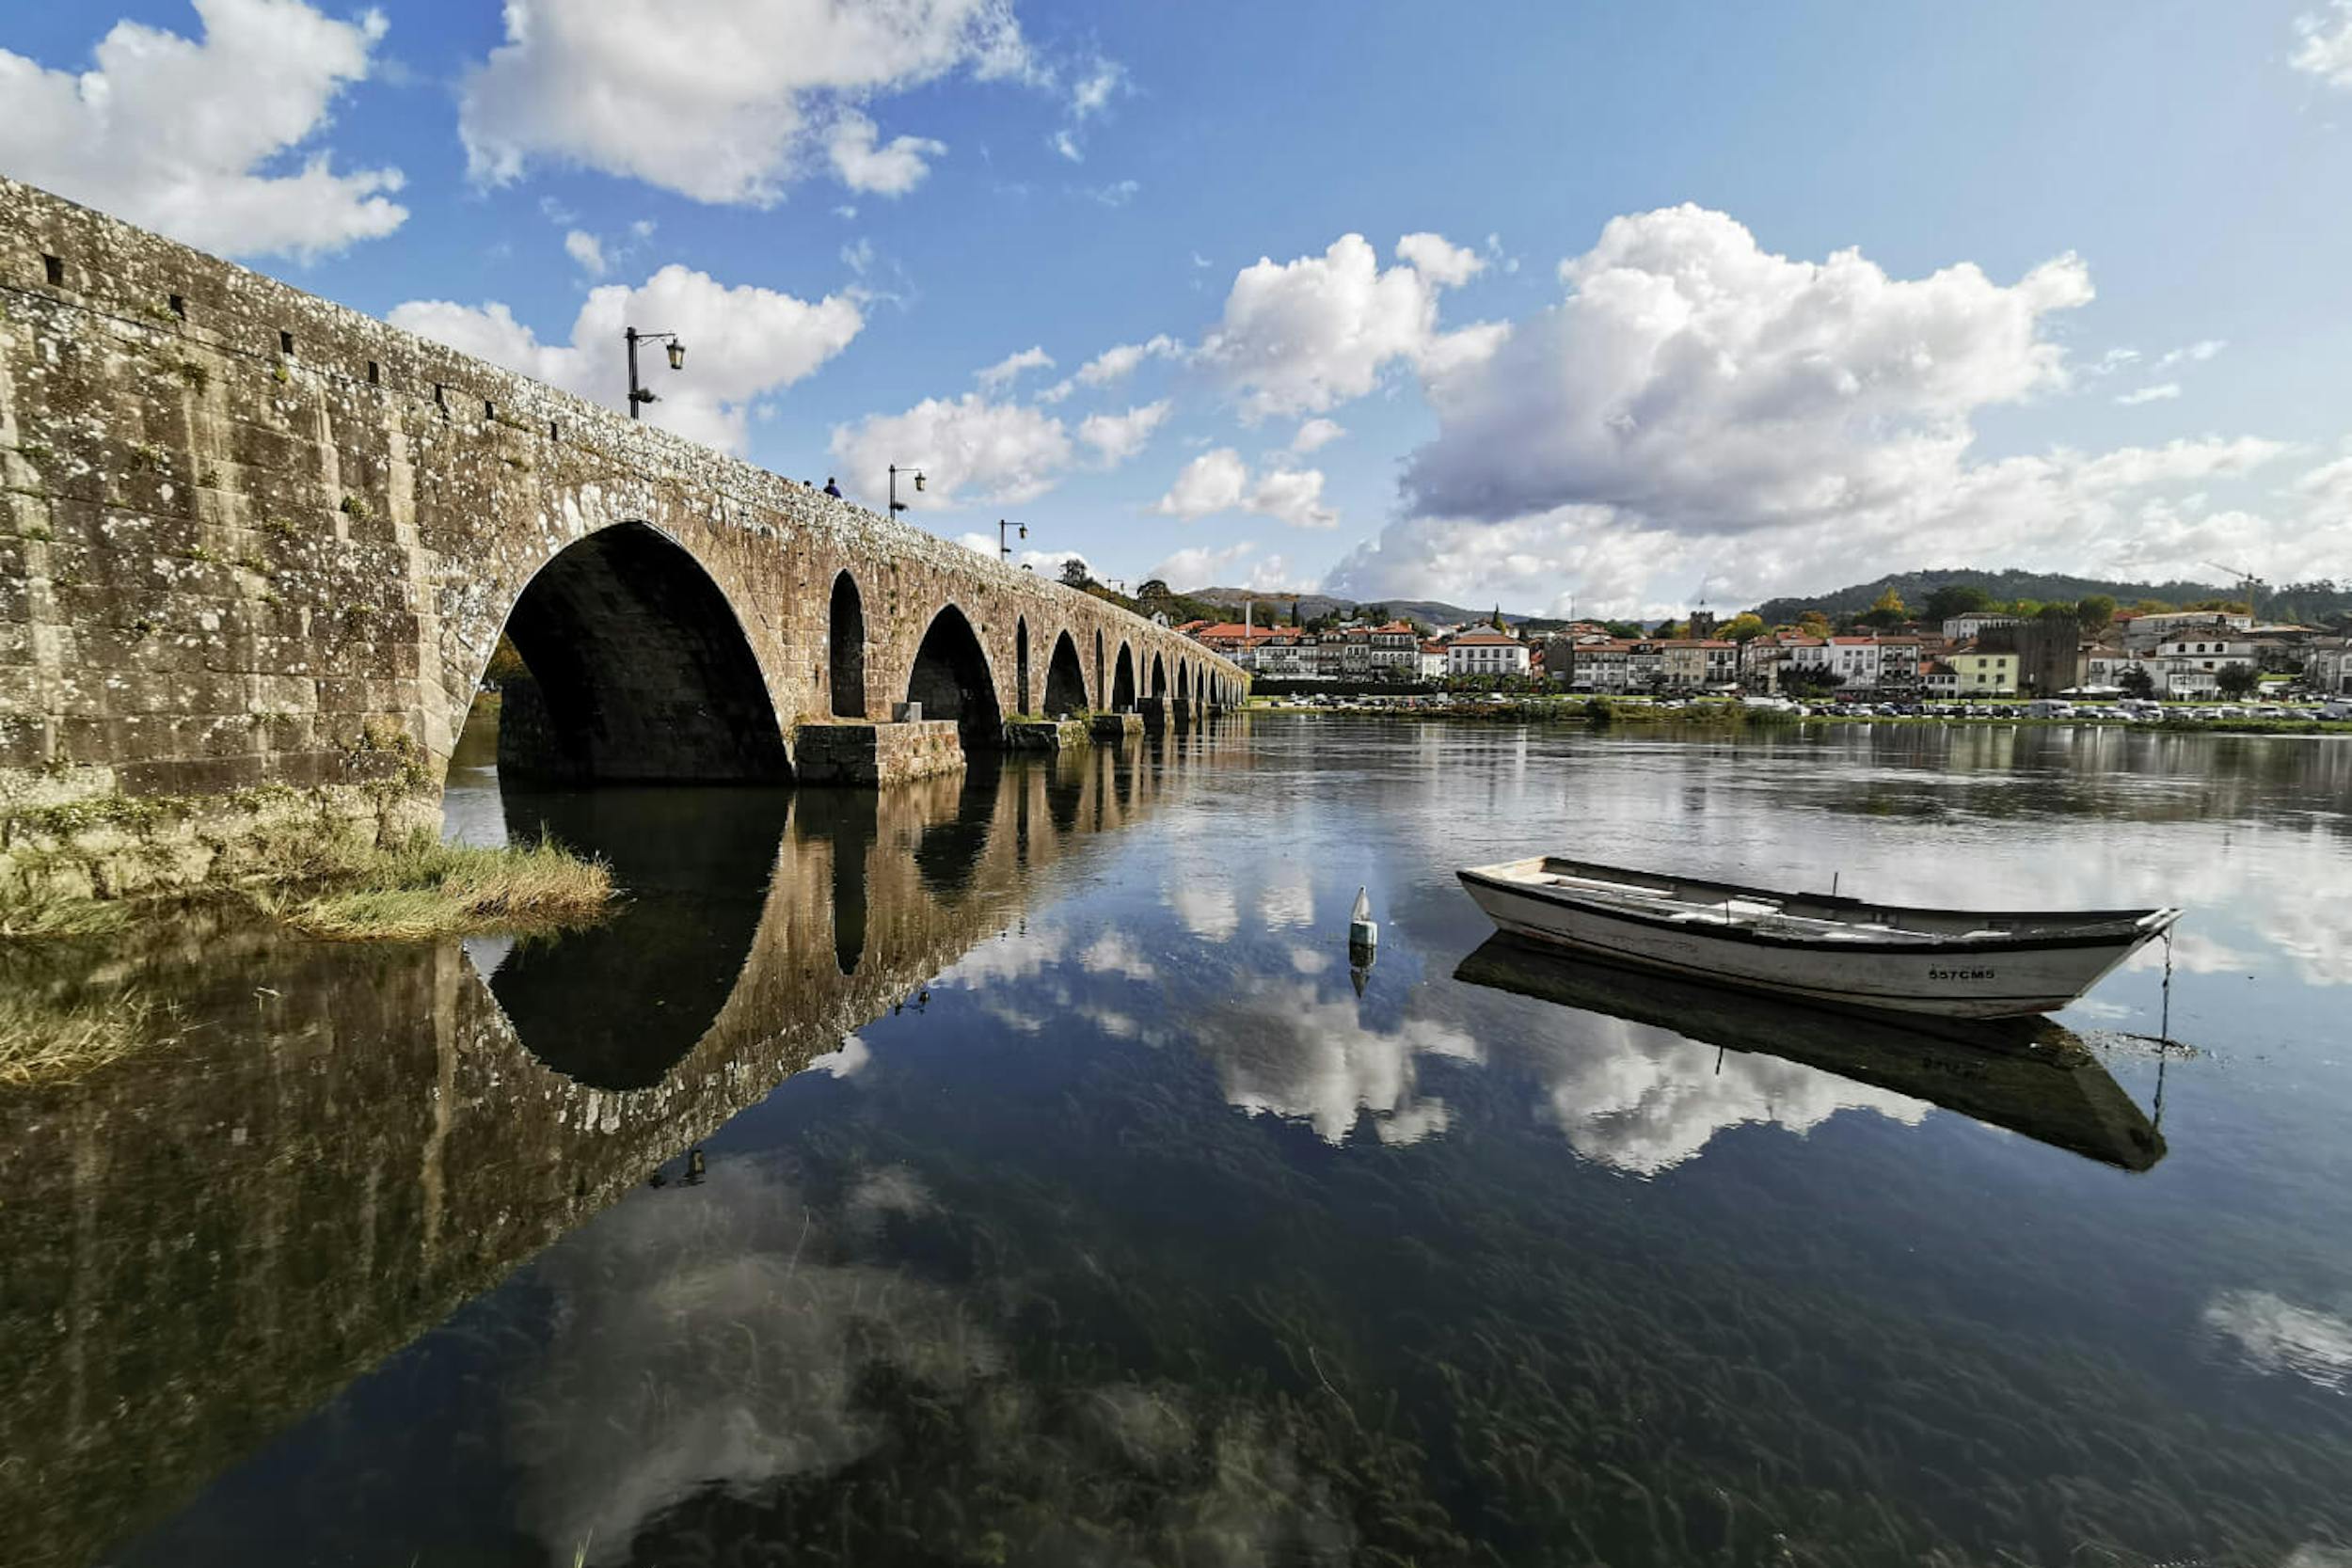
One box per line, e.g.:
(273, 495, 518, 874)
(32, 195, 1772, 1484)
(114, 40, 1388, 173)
(936, 926, 1065, 986)
(2126, 929, 2257, 977)
(1526, 1017, 1928, 1176)
(1169, 880, 1240, 942)
(508, 1158, 996, 1564)
(1080, 930, 1158, 981)
(1289, 945, 1332, 975)
(2204, 1291, 2352, 1393)
(1260, 875, 1314, 930)
(2258, 886, 2352, 988)
(803, 1034, 870, 1078)
(1210, 980, 1480, 1146)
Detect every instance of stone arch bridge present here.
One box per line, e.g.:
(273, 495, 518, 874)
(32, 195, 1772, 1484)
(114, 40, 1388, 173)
(0, 176, 1244, 890)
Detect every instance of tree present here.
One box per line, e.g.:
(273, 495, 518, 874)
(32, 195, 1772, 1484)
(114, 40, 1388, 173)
(2118, 664, 2156, 699)
(1796, 610, 1832, 638)
(1058, 558, 1092, 589)
(2217, 664, 2260, 700)
(1924, 583, 1991, 624)
(1603, 620, 1645, 640)
(1490, 605, 1507, 631)
(2075, 594, 2116, 634)
(1781, 666, 1843, 697)
(1136, 578, 1171, 602)
(1721, 612, 1767, 642)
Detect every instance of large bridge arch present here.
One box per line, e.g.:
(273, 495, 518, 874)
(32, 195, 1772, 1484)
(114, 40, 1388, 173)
(1043, 630, 1089, 716)
(1112, 643, 1137, 710)
(492, 521, 789, 784)
(906, 604, 1005, 746)
(1150, 651, 1167, 698)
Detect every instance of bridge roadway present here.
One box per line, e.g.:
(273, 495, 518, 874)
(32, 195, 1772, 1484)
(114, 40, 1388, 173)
(0, 175, 1245, 895)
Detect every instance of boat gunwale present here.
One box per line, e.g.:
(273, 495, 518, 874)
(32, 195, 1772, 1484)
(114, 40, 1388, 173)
(1457, 858, 2181, 958)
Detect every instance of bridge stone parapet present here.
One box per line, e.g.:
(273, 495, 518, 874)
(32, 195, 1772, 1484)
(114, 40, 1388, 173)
(0, 176, 1246, 894)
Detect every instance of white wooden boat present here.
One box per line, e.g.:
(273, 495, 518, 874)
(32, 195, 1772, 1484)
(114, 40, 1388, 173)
(1457, 856, 2181, 1019)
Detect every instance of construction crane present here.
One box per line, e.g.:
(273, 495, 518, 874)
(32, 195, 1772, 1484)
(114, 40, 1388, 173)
(2204, 561, 2265, 620)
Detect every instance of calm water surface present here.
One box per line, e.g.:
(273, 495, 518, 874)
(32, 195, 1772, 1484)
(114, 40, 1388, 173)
(5, 718, 2349, 1567)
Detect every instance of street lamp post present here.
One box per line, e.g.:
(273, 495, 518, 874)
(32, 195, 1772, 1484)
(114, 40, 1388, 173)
(888, 465, 927, 514)
(998, 517, 1026, 561)
(625, 327, 686, 420)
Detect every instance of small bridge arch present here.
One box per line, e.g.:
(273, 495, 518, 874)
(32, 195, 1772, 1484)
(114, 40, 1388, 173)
(1112, 643, 1136, 711)
(1043, 630, 1089, 716)
(828, 570, 866, 719)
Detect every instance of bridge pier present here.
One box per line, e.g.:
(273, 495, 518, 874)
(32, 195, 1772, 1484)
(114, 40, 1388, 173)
(791, 721, 964, 786)
(1136, 695, 1169, 733)
(1003, 718, 1090, 752)
(1088, 713, 1145, 743)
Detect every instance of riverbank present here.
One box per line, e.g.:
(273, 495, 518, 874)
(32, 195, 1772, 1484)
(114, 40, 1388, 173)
(2, 826, 614, 944)
(1246, 697, 2352, 736)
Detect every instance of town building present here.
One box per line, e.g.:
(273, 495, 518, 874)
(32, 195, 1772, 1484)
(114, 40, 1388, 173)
(1947, 646, 2020, 694)
(1446, 630, 1531, 678)
(1943, 612, 2022, 641)
(1657, 639, 1739, 689)
(2310, 638, 2351, 695)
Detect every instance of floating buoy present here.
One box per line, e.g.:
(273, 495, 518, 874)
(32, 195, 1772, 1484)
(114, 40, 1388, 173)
(1349, 886, 1378, 950)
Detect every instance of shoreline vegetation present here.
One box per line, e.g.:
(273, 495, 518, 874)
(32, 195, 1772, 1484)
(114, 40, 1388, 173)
(1, 830, 613, 1089)
(1247, 696, 2352, 736)
(1, 828, 615, 944)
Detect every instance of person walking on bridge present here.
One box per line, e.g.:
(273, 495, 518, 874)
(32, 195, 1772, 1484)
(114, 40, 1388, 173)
(824, 477, 842, 499)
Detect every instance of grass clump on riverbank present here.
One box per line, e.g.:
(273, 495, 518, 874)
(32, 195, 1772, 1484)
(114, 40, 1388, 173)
(0, 890, 135, 939)
(0, 992, 171, 1087)
(252, 830, 614, 941)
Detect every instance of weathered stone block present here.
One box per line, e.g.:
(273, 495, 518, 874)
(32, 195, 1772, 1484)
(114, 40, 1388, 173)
(1089, 713, 1145, 742)
(794, 720, 964, 785)
(1003, 718, 1090, 752)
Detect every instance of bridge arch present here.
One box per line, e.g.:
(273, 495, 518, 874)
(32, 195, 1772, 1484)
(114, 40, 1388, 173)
(492, 521, 788, 784)
(1151, 651, 1167, 698)
(1043, 629, 1089, 716)
(906, 604, 1004, 746)
(1112, 642, 1136, 710)
(828, 570, 866, 719)
(1094, 628, 1105, 707)
(1015, 618, 1031, 716)
(1176, 657, 1190, 705)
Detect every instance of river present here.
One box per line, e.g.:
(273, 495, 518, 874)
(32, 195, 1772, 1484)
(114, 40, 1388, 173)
(4, 717, 2348, 1566)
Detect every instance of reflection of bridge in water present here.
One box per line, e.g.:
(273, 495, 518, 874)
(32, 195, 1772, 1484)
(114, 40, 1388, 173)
(0, 722, 1248, 1568)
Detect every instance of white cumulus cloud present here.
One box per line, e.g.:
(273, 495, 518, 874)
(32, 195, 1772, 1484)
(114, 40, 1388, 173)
(459, 0, 1036, 204)
(1288, 418, 1345, 454)
(389, 265, 863, 453)
(826, 109, 946, 196)
(1077, 401, 1171, 465)
(1152, 449, 1337, 529)
(831, 393, 1075, 507)
(0, 0, 405, 260)
(1403, 203, 2093, 529)
(1200, 231, 1499, 420)
(2293, 1, 2352, 87)
(975, 344, 1055, 390)
(563, 230, 607, 276)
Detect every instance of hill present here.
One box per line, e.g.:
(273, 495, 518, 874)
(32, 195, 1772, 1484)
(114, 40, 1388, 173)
(1753, 567, 2352, 627)
(1183, 586, 1537, 627)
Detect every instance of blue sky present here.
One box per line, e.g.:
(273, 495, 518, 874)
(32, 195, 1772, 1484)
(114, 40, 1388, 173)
(6, 0, 2352, 615)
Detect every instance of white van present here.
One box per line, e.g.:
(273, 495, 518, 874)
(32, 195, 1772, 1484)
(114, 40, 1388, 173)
(2325, 698, 2352, 721)
(2024, 699, 2074, 720)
